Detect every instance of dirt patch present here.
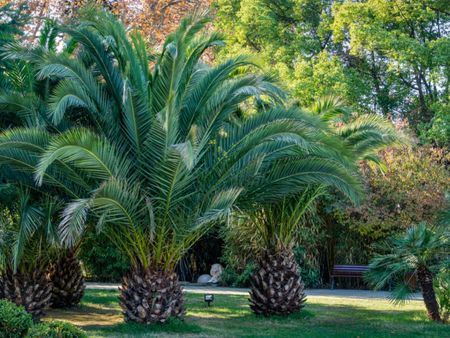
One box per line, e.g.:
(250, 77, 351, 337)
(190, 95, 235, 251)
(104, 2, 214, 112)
(46, 305, 123, 328)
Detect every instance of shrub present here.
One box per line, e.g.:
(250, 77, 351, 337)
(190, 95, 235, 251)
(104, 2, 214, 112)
(26, 321, 87, 338)
(220, 263, 256, 287)
(0, 300, 33, 338)
(79, 231, 129, 282)
(294, 246, 321, 288)
(435, 269, 450, 323)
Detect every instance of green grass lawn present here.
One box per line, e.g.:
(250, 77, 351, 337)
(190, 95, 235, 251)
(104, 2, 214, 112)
(47, 290, 448, 338)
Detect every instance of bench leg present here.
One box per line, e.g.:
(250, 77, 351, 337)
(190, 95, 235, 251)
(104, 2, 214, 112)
(331, 277, 335, 289)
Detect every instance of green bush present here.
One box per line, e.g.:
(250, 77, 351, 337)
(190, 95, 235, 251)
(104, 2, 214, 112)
(0, 300, 33, 338)
(79, 231, 129, 282)
(220, 263, 256, 288)
(435, 269, 450, 322)
(26, 321, 87, 338)
(294, 246, 321, 288)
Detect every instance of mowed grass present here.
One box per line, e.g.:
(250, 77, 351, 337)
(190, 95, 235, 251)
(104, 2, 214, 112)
(47, 289, 448, 338)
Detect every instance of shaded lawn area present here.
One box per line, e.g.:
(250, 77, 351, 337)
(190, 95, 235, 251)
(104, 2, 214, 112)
(47, 290, 448, 338)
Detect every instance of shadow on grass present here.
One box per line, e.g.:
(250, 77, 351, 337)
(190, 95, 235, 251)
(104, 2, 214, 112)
(47, 289, 447, 338)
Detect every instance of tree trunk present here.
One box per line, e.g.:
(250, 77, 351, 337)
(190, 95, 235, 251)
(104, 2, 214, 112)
(249, 249, 306, 316)
(417, 267, 441, 322)
(1, 268, 52, 319)
(48, 250, 85, 308)
(119, 265, 184, 324)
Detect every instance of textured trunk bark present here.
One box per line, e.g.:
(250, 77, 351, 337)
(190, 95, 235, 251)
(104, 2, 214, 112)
(249, 249, 306, 316)
(119, 265, 184, 324)
(48, 250, 85, 308)
(1, 268, 52, 319)
(417, 267, 441, 322)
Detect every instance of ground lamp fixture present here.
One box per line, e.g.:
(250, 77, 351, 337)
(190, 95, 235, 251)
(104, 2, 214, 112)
(204, 294, 214, 306)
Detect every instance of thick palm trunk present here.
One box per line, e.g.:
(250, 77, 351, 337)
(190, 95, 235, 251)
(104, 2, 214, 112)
(249, 249, 306, 316)
(119, 265, 184, 324)
(2, 268, 52, 319)
(48, 251, 85, 308)
(417, 267, 441, 322)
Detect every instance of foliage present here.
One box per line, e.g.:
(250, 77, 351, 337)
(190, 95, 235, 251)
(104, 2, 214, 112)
(214, 0, 450, 145)
(294, 245, 321, 288)
(26, 321, 87, 338)
(366, 223, 449, 321)
(434, 268, 450, 322)
(0, 191, 60, 274)
(219, 263, 255, 287)
(366, 223, 448, 293)
(0, 300, 33, 338)
(79, 231, 129, 282)
(343, 146, 449, 241)
(2, 1, 211, 46)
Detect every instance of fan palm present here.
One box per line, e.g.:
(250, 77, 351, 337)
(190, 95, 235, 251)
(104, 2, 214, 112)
(0, 190, 59, 318)
(365, 223, 449, 322)
(0, 20, 86, 309)
(1, 10, 361, 323)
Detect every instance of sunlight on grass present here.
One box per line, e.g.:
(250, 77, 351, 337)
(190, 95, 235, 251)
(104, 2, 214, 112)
(47, 290, 447, 338)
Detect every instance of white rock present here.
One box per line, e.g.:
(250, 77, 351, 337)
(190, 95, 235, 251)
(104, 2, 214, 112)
(197, 274, 212, 284)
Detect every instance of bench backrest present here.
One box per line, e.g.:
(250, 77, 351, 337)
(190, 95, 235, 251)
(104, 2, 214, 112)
(331, 265, 369, 276)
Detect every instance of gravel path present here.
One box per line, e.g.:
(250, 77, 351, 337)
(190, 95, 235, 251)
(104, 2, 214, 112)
(86, 282, 423, 300)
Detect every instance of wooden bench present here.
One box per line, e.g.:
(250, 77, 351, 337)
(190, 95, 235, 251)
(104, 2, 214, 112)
(330, 265, 369, 289)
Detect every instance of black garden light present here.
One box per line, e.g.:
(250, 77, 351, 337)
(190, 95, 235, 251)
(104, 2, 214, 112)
(204, 294, 214, 306)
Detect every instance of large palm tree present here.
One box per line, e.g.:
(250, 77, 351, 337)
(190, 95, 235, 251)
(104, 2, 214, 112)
(365, 223, 449, 322)
(0, 20, 86, 309)
(0, 10, 361, 323)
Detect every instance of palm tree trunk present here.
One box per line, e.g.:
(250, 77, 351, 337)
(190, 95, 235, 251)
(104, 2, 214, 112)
(417, 267, 441, 322)
(249, 249, 306, 316)
(2, 268, 52, 319)
(48, 250, 85, 308)
(119, 264, 184, 324)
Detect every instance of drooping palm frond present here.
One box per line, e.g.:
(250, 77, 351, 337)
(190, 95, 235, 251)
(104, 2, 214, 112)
(308, 95, 406, 165)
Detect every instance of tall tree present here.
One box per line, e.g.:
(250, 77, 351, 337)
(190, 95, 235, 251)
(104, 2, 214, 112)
(214, 0, 450, 145)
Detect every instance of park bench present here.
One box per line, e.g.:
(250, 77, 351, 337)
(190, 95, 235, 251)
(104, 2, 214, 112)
(331, 265, 369, 289)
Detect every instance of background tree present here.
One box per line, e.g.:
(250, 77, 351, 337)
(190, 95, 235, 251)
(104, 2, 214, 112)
(213, 0, 450, 146)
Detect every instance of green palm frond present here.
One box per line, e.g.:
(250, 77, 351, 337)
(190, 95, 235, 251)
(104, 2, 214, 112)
(28, 11, 364, 272)
(366, 223, 449, 302)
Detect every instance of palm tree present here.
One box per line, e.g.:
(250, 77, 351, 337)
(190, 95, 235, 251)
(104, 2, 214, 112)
(239, 188, 326, 316)
(0, 190, 58, 318)
(0, 20, 86, 309)
(365, 223, 449, 322)
(240, 97, 402, 316)
(1, 10, 361, 323)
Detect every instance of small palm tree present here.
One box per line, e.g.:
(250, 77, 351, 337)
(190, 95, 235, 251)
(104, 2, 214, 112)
(0, 190, 59, 318)
(365, 223, 449, 322)
(241, 188, 326, 316)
